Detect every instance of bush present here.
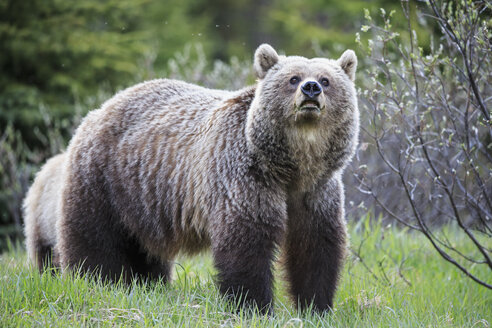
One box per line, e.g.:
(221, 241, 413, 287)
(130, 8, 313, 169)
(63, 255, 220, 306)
(350, 0, 491, 288)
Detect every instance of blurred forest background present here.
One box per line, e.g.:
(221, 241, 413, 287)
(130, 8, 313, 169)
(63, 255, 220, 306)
(0, 0, 490, 286)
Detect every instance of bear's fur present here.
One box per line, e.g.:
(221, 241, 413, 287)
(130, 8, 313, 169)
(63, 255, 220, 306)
(23, 153, 65, 271)
(57, 44, 359, 312)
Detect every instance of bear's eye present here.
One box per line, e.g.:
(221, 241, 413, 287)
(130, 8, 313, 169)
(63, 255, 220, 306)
(289, 76, 300, 85)
(320, 78, 330, 87)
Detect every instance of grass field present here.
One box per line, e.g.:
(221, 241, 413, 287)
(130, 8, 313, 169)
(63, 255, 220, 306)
(1, 219, 490, 327)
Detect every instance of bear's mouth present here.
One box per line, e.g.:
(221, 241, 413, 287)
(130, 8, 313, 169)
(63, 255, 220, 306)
(294, 100, 322, 122)
(298, 100, 321, 112)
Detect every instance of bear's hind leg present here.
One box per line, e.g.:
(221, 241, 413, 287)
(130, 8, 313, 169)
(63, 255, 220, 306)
(59, 208, 170, 284)
(25, 216, 58, 272)
(124, 235, 172, 284)
(58, 177, 139, 283)
(58, 221, 136, 283)
(35, 242, 55, 272)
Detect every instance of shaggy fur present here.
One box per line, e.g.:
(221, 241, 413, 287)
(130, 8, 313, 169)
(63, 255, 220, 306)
(23, 153, 65, 271)
(57, 44, 359, 313)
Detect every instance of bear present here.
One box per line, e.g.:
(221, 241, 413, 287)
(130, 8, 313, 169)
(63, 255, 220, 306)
(23, 153, 66, 271)
(57, 44, 358, 313)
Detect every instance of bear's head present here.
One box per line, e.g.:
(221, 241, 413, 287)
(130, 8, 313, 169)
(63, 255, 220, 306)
(246, 44, 359, 181)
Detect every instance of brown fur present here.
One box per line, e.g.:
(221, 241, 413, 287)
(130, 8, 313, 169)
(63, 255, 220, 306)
(23, 153, 65, 271)
(56, 44, 359, 313)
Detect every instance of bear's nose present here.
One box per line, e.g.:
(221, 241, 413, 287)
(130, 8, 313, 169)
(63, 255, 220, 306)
(300, 81, 322, 99)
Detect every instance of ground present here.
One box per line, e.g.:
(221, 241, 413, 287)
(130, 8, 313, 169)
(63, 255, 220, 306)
(1, 219, 490, 327)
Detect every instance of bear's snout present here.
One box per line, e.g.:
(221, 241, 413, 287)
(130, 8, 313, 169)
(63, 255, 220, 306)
(301, 81, 322, 99)
(294, 79, 326, 117)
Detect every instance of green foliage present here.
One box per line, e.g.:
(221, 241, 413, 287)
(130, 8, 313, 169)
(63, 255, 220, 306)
(0, 125, 35, 236)
(266, 0, 432, 58)
(0, 0, 151, 146)
(1, 224, 490, 327)
(136, 0, 214, 71)
(348, 0, 492, 287)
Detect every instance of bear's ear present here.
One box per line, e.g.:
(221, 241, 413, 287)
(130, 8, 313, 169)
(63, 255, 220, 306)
(337, 50, 357, 81)
(254, 44, 279, 79)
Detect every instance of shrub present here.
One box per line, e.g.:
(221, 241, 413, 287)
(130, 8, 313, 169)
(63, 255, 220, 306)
(351, 0, 491, 288)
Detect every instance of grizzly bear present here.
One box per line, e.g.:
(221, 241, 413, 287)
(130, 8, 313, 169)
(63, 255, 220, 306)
(57, 44, 358, 313)
(23, 153, 65, 271)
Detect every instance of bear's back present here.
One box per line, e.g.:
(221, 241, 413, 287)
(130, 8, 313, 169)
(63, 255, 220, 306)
(100, 79, 232, 136)
(65, 78, 236, 180)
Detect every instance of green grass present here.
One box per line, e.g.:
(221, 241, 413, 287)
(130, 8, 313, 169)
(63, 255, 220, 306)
(1, 220, 490, 327)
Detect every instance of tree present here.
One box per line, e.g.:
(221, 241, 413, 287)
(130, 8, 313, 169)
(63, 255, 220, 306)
(266, 0, 431, 58)
(354, 0, 491, 288)
(0, 0, 150, 145)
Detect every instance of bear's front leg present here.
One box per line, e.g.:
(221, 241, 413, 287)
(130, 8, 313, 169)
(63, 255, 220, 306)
(211, 191, 286, 314)
(285, 177, 347, 312)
